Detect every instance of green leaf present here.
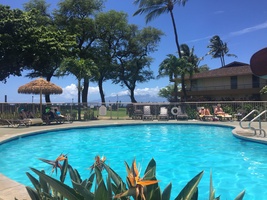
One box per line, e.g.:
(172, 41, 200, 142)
(86, 173, 95, 190)
(26, 172, 41, 193)
(175, 171, 204, 200)
(143, 167, 157, 180)
(145, 158, 156, 174)
(39, 170, 49, 194)
(209, 170, 215, 200)
(94, 166, 103, 186)
(68, 165, 82, 184)
(30, 167, 83, 200)
(106, 169, 113, 199)
(25, 186, 40, 200)
(234, 190, 245, 200)
(94, 179, 109, 200)
(103, 162, 126, 190)
(162, 183, 172, 200)
(146, 186, 161, 200)
(60, 159, 68, 183)
(71, 180, 94, 199)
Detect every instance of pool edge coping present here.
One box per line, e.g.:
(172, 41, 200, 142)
(0, 120, 266, 200)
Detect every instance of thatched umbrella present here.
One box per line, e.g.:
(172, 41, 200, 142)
(18, 77, 63, 115)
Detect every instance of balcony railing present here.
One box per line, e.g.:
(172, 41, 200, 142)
(189, 83, 259, 91)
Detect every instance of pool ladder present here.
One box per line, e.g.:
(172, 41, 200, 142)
(239, 109, 266, 137)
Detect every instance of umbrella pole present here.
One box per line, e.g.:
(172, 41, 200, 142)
(40, 90, 42, 117)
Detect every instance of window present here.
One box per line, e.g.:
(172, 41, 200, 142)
(252, 75, 260, 88)
(231, 76, 237, 89)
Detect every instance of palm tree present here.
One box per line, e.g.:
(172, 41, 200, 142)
(133, 0, 188, 58)
(207, 35, 237, 67)
(180, 44, 203, 91)
(158, 54, 193, 102)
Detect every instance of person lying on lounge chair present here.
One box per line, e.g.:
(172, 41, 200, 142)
(42, 107, 55, 124)
(20, 109, 34, 119)
(214, 104, 225, 115)
(214, 104, 232, 120)
(199, 107, 212, 120)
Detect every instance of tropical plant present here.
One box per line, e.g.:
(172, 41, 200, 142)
(158, 85, 177, 102)
(133, 0, 188, 58)
(207, 35, 237, 67)
(59, 58, 97, 120)
(113, 25, 163, 103)
(158, 54, 194, 102)
(54, 0, 104, 104)
(25, 155, 246, 200)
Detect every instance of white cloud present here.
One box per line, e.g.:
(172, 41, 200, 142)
(109, 86, 162, 97)
(135, 87, 161, 96)
(62, 84, 77, 99)
(214, 10, 224, 15)
(61, 83, 99, 100)
(88, 86, 99, 95)
(230, 21, 267, 36)
(186, 35, 213, 43)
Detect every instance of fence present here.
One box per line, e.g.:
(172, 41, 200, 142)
(0, 101, 267, 121)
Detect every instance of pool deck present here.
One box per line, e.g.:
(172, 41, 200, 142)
(1, 119, 267, 200)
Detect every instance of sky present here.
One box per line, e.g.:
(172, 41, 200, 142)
(1, 0, 267, 103)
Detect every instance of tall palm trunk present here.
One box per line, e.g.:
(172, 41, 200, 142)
(173, 81, 178, 102)
(181, 74, 187, 101)
(170, 10, 181, 58)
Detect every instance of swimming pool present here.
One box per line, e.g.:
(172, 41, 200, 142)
(0, 123, 266, 199)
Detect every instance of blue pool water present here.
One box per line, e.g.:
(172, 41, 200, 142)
(0, 124, 266, 199)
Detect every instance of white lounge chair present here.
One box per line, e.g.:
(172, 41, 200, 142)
(158, 107, 169, 121)
(142, 106, 153, 121)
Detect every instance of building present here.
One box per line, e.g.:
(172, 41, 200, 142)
(182, 61, 267, 101)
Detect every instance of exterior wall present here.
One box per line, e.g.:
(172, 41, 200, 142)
(184, 74, 267, 101)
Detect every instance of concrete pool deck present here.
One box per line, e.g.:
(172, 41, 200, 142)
(1, 119, 267, 200)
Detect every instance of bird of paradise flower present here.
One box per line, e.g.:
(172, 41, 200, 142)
(89, 155, 106, 173)
(39, 153, 67, 175)
(114, 158, 160, 200)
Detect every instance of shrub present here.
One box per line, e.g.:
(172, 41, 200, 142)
(25, 154, 245, 200)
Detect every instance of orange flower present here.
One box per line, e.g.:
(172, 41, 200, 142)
(39, 153, 67, 174)
(89, 155, 106, 173)
(114, 159, 159, 200)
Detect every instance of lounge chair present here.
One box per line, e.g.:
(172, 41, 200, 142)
(132, 109, 143, 120)
(20, 110, 43, 125)
(0, 118, 30, 128)
(213, 104, 232, 121)
(158, 107, 169, 121)
(175, 106, 188, 120)
(142, 106, 153, 121)
(198, 107, 213, 121)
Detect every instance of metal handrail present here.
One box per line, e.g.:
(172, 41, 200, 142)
(248, 110, 267, 137)
(239, 109, 259, 129)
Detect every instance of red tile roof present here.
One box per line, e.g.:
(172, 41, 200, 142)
(188, 61, 251, 80)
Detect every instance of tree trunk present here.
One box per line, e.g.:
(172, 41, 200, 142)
(45, 76, 52, 103)
(98, 79, 105, 104)
(77, 79, 81, 121)
(130, 89, 137, 103)
(170, 10, 181, 58)
(181, 75, 187, 101)
(82, 78, 89, 105)
(45, 94, 51, 103)
(173, 81, 178, 102)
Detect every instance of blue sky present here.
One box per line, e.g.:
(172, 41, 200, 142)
(1, 0, 267, 103)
